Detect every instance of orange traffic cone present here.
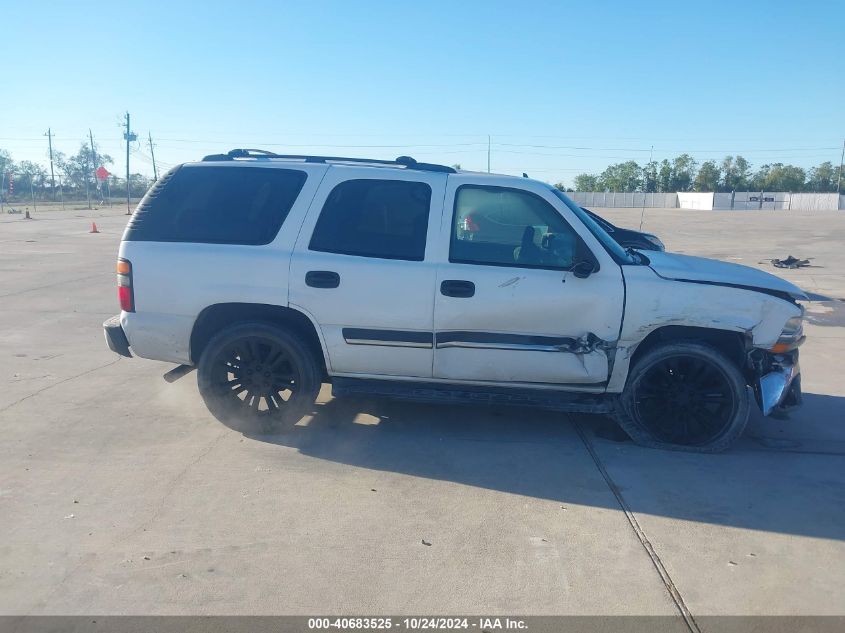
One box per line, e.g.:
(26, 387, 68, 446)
(90, 222, 99, 234)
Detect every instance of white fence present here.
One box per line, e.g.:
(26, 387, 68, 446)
(567, 192, 678, 208)
(713, 192, 842, 210)
(569, 191, 844, 211)
(677, 192, 714, 210)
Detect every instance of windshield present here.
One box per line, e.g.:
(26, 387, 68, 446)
(548, 187, 635, 264)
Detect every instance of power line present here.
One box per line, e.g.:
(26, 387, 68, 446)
(2, 134, 840, 156)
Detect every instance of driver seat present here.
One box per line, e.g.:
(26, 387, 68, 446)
(514, 226, 542, 265)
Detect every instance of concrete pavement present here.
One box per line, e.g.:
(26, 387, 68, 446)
(1, 208, 843, 619)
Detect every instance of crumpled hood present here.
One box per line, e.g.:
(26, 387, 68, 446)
(645, 251, 807, 301)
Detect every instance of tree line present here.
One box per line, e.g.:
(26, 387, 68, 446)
(0, 145, 153, 202)
(561, 155, 842, 193)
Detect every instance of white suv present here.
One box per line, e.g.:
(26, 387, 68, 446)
(103, 149, 805, 452)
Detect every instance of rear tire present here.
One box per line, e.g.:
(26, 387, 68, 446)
(614, 341, 749, 452)
(197, 322, 321, 434)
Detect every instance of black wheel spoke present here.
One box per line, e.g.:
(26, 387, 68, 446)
(247, 340, 260, 363)
(270, 357, 291, 373)
(204, 330, 313, 424)
(634, 353, 735, 446)
(265, 348, 285, 367)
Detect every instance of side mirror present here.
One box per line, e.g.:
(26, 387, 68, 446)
(571, 259, 598, 279)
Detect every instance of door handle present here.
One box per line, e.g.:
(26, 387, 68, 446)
(305, 270, 340, 288)
(440, 279, 475, 298)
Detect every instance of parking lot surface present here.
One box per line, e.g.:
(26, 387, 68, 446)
(1, 207, 843, 618)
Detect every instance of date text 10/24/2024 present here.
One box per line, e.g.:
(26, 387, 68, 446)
(308, 617, 528, 630)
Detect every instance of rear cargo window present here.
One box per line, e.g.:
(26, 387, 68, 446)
(124, 165, 307, 244)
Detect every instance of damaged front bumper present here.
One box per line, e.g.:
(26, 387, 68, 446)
(752, 350, 802, 416)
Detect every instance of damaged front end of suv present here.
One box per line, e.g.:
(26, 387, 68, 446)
(610, 248, 809, 451)
(748, 312, 804, 416)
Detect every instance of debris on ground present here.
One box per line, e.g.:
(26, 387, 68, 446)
(770, 255, 811, 269)
(421, 539, 432, 546)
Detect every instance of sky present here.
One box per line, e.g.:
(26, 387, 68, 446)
(1, 0, 842, 185)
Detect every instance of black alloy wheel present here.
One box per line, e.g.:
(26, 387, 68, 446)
(197, 323, 321, 433)
(633, 354, 735, 445)
(615, 341, 749, 452)
(210, 336, 299, 413)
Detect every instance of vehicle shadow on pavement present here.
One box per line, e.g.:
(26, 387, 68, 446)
(232, 391, 845, 541)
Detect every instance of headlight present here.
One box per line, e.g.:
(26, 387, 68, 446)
(770, 316, 804, 353)
(781, 316, 803, 337)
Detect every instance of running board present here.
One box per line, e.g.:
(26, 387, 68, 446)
(331, 377, 612, 414)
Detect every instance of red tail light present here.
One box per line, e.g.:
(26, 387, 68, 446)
(116, 259, 135, 312)
(118, 286, 134, 312)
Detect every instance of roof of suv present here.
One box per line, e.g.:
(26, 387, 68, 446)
(196, 149, 537, 185)
(200, 149, 457, 174)
(193, 149, 548, 196)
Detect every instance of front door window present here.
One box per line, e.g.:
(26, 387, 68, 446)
(450, 185, 583, 270)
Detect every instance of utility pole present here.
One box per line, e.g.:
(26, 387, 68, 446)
(123, 112, 137, 215)
(837, 138, 844, 197)
(45, 128, 56, 200)
(639, 145, 654, 231)
(148, 131, 158, 181)
(84, 156, 91, 211)
(487, 135, 491, 173)
(89, 129, 98, 206)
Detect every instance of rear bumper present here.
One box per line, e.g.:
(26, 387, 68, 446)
(754, 353, 801, 416)
(103, 315, 132, 358)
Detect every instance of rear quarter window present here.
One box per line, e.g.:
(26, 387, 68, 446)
(124, 165, 307, 245)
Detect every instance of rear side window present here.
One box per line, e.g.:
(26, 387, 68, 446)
(124, 165, 307, 244)
(309, 179, 432, 261)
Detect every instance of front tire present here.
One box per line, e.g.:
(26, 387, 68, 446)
(197, 322, 321, 434)
(615, 341, 749, 452)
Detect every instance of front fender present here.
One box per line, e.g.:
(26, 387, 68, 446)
(607, 267, 802, 393)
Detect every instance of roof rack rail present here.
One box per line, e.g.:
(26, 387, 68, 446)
(201, 149, 456, 174)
